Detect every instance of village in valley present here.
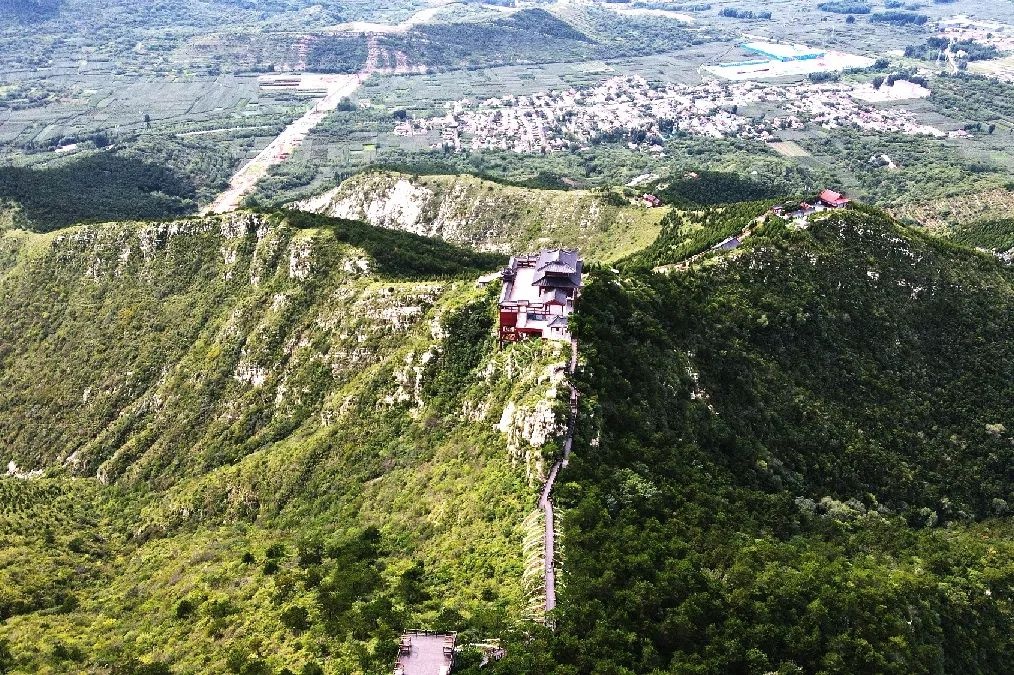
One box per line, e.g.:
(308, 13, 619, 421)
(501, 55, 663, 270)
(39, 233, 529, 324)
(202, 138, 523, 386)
(393, 70, 963, 155)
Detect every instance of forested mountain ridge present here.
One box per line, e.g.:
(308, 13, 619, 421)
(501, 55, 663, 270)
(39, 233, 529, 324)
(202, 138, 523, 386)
(0, 201, 1012, 674)
(485, 207, 1014, 674)
(0, 211, 572, 673)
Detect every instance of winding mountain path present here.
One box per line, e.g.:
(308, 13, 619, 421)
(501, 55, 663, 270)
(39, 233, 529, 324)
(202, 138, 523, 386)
(539, 337, 579, 616)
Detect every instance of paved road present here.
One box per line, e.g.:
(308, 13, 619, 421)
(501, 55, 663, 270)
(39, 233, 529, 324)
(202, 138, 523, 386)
(204, 7, 437, 216)
(541, 338, 579, 615)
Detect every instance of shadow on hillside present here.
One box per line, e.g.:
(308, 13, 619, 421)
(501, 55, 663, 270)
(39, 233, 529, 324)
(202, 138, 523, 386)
(659, 171, 788, 206)
(0, 154, 197, 232)
(281, 209, 506, 279)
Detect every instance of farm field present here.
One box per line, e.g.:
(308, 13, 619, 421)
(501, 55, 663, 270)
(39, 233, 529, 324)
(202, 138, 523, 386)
(767, 140, 811, 157)
(969, 54, 1014, 82)
(0, 73, 298, 150)
(4, 0, 1014, 222)
(207, 74, 363, 214)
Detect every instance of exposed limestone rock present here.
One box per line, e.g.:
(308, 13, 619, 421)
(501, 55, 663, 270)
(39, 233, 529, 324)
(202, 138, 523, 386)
(383, 350, 432, 409)
(234, 355, 269, 388)
(494, 359, 566, 485)
(291, 171, 665, 260)
(6, 460, 43, 479)
(288, 238, 313, 280)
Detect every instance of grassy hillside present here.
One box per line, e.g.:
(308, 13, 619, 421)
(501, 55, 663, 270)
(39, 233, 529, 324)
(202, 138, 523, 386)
(622, 200, 772, 270)
(293, 171, 667, 262)
(0, 211, 570, 673)
(889, 188, 1014, 232)
(483, 208, 1014, 674)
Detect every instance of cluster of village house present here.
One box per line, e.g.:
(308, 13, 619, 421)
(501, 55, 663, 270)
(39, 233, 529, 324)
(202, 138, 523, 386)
(394, 75, 961, 155)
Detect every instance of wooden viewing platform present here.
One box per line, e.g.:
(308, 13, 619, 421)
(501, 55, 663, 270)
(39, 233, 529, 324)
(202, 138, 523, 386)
(394, 630, 456, 675)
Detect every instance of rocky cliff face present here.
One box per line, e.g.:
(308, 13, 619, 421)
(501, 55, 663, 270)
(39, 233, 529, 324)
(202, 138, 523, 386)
(0, 210, 573, 672)
(0, 211, 565, 492)
(293, 171, 666, 260)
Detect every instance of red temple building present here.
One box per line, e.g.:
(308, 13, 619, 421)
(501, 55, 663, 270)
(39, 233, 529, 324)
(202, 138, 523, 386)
(819, 189, 851, 208)
(498, 248, 583, 344)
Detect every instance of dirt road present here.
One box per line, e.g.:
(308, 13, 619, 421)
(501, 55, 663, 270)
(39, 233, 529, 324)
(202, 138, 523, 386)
(204, 73, 362, 215)
(204, 4, 441, 215)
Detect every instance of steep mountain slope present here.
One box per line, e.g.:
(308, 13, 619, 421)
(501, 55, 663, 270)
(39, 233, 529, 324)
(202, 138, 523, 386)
(2, 198, 1013, 674)
(376, 5, 706, 71)
(293, 171, 666, 261)
(949, 216, 1014, 262)
(0, 211, 571, 673)
(890, 187, 1014, 232)
(485, 208, 1014, 674)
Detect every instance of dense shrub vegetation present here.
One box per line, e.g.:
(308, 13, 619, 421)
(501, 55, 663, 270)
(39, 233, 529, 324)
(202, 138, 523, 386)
(930, 73, 1014, 123)
(496, 9, 592, 42)
(484, 209, 1014, 674)
(657, 170, 788, 206)
(870, 10, 929, 25)
(950, 217, 1014, 252)
(720, 8, 771, 19)
(281, 210, 504, 278)
(304, 35, 369, 73)
(0, 154, 198, 230)
(817, 1, 871, 14)
(623, 200, 770, 268)
(905, 37, 999, 62)
(0, 130, 249, 231)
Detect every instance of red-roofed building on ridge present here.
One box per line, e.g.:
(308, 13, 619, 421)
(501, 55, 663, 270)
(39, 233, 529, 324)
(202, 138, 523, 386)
(819, 189, 851, 208)
(498, 248, 583, 344)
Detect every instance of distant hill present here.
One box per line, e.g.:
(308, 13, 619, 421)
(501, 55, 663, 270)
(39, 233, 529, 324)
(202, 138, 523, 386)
(292, 171, 667, 262)
(379, 4, 706, 70)
(496, 8, 592, 43)
(0, 0, 60, 22)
